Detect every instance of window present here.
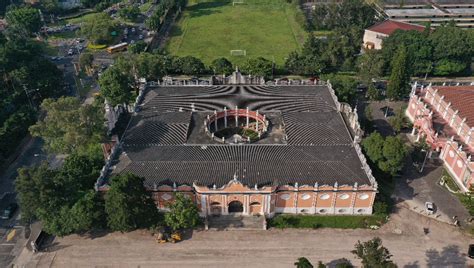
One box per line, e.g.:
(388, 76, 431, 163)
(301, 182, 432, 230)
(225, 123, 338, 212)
(301, 194, 311, 200)
(280, 194, 291, 200)
(319, 194, 330, 200)
(358, 194, 369, 200)
(339, 194, 350, 200)
(161, 193, 172, 200)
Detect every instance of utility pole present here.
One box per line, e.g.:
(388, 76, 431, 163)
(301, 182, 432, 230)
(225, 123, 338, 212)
(22, 85, 39, 110)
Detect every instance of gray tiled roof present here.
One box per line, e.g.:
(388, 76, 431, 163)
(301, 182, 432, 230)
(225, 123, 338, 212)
(112, 85, 371, 187)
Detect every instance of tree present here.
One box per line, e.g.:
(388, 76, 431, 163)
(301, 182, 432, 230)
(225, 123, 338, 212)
(16, 163, 55, 223)
(362, 132, 385, 165)
(164, 193, 200, 231)
(173, 56, 206, 75)
(294, 257, 314, 268)
(379, 136, 408, 176)
(362, 133, 408, 176)
(5, 6, 41, 34)
(366, 83, 381, 101)
(211, 57, 233, 75)
(242, 57, 273, 78)
(381, 30, 432, 77)
(15, 146, 105, 235)
(80, 13, 116, 45)
(285, 51, 305, 75)
(388, 107, 406, 133)
(79, 52, 94, 71)
(80, 0, 102, 8)
(357, 50, 384, 85)
(325, 74, 357, 104)
(351, 237, 397, 268)
(429, 24, 473, 76)
(68, 190, 106, 232)
(99, 67, 132, 106)
(105, 173, 160, 232)
(29, 97, 104, 154)
(129, 40, 147, 54)
(387, 45, 410, 100)
(118, 5, 140, 22)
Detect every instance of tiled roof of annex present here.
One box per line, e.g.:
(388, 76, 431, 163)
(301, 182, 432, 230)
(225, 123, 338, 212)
(111, 85, 371, 188)
(433, 86, 474, 127)
(366, 20, 425, 35)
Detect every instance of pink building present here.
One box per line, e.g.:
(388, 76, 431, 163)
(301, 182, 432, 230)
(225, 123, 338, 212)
(406, 83, 474, 192)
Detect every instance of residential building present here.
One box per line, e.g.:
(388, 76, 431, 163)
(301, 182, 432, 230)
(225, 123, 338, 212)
(406, 83, 474, 192)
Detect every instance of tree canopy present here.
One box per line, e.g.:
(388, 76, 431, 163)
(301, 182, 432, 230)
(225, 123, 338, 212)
(16, 145, 106, 235)
(325, 74, 357, 104)
(105, 173, 160, 232)
(99, 66, 133, 106)
(5, 6, 41, 34)
(211, 57, 234, 75)
(29, 97, 104, 154)
(351, 237, 397, 268)
(294, 257, 313, 268)
(380, 24, 474, 77)
(164, 193, 200, 231)
(362, 132, 408, 176)
(0, 13, 64, 167)
(242, 57, 273, 78)
(387, 45, 410, 100)
(80, 13, 117, 45)
(173, 56, 206, 75)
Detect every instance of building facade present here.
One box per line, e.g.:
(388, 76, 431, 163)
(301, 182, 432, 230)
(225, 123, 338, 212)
(363, 20, 425, 50)
(406, 83, 474, 192)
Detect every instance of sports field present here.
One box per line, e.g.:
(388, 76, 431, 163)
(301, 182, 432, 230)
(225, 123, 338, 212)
(165, 0, 307, 66)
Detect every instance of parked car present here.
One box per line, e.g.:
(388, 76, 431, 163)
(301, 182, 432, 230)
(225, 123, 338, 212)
(469, 244, 474, 259)
(0, 203, 18, 220)
(425, 202, 435, 215)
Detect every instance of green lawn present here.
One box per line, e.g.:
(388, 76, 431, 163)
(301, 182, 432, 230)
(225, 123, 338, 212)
(166, 0, 307, 66)
(269, 214, 386, 229)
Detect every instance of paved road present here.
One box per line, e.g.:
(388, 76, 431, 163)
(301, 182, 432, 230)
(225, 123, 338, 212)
(13, 205, 474, 268)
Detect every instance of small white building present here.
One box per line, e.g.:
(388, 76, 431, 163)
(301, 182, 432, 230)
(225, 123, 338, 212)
(363, 20, 425, 50)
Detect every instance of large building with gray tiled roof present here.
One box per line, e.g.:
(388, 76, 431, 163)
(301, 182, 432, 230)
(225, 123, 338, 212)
(101, 83, 378, 217)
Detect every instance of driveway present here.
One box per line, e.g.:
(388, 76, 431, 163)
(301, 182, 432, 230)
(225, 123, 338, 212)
(13, 206, 473, 268)
(395, 138, 471, 227)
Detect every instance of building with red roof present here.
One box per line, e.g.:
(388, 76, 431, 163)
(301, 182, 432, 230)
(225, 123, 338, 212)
(407, 83, 474, 192)
(363, 20, 426, 50)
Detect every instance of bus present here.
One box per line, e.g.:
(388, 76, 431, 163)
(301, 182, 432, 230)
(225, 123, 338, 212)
(106, 42, 128, 54)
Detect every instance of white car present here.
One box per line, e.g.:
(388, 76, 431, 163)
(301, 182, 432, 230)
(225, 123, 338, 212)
(425, 202, 435, 215)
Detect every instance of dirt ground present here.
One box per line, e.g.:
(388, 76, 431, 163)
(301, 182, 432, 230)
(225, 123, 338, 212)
(14, 204, 474, 268)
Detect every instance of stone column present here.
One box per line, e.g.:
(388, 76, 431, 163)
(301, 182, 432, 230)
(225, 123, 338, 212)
(246, 107, 249, 128)
(256, 110, 259, 131)
(235, 106, 238, 127)
(214, 110, 218, 132)
(224, 107, 227, 128)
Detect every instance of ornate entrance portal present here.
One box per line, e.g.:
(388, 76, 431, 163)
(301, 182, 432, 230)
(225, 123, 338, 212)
(228, 200, 244, 213)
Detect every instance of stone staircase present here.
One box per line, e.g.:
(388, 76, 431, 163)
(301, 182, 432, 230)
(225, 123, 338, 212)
(207, 214, 265, 230)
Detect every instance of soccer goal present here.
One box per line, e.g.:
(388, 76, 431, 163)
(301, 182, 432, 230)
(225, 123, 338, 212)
(230, 50, 246, 56)
(233, 0, 244, 6)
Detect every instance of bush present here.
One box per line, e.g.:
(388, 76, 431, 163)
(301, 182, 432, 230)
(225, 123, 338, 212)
(269, 214, 385, 229)
(373, 201, 388, 216)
